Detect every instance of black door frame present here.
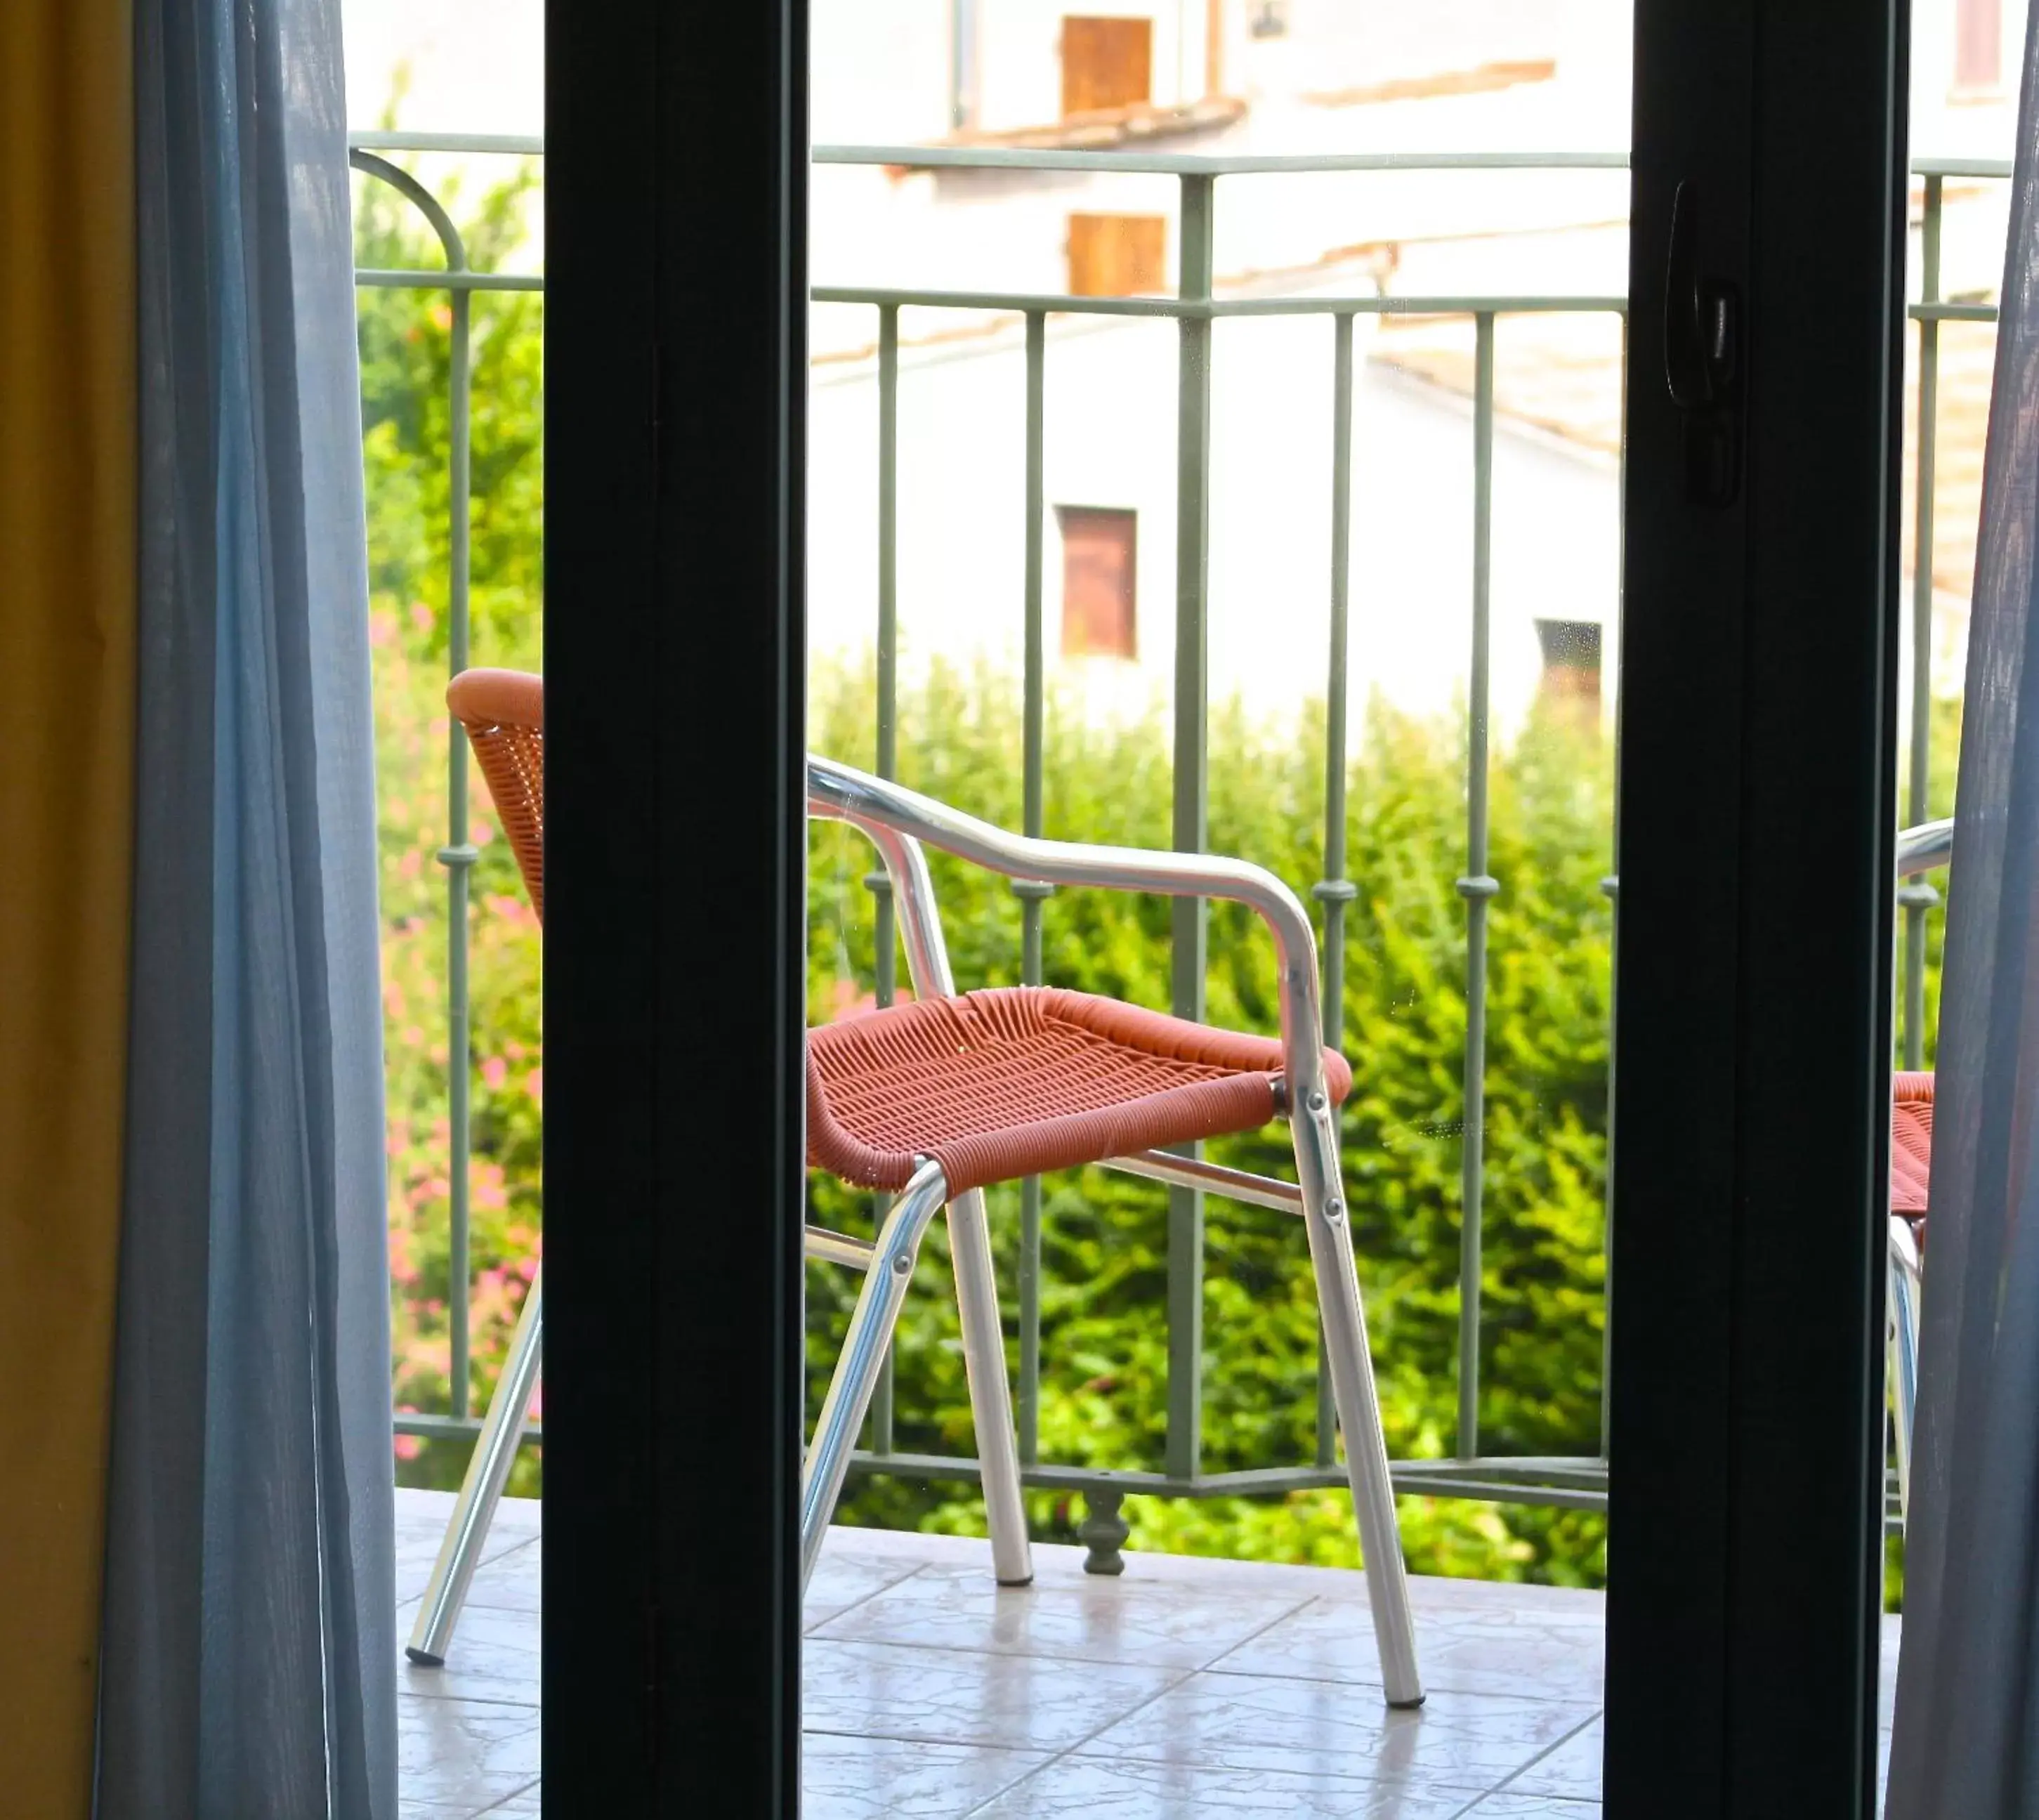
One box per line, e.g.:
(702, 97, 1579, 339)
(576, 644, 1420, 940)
(542, 0, 1910, 1809)
(545, 0, 809, 1809)
(1609, 0, 1908, 1812)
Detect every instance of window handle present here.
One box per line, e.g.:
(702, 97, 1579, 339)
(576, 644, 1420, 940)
(1663, 181, 1742, 506)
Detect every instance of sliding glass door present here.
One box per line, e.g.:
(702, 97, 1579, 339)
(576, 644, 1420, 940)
(532, 0, 1915, 1813)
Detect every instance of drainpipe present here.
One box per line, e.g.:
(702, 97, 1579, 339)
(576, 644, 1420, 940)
(950, 0, 978, 131)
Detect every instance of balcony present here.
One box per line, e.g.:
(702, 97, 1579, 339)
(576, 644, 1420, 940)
(358, 137, 1974, 1812)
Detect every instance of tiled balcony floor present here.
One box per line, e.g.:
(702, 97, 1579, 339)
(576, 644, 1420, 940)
(394, 1487, 1900, 1817)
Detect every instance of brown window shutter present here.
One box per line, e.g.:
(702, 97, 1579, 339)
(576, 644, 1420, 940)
(1061, 15, 1153, 117)
(1057, 506, 1139, 658)
(1955, 0, 2001, 90)
(1067, 213, 1167, 297)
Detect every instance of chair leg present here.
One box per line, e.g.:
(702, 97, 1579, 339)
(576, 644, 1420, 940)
(945, 1186, 1035, 1584)
(1887, 1215, 1922, 1528)
(406, 1264, 545, 1666)
(803, 1160, 951, 1590)
(1290, 1090, 1424, 1708)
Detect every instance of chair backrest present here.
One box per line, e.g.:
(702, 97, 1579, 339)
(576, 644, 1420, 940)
(447, 667, 545, 922)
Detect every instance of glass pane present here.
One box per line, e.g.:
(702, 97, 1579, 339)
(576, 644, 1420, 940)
(345, 1, 546, 1805)
(804, 4, 1630, 1812)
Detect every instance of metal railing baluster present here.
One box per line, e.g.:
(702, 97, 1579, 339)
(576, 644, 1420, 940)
(1456, 312, 1500, 1463)
(867, 301, 901, 1456)
(1903, 176, 1943, 1071)
(1166, 173, 1217, 1487)
(1314, 309, 1358, 1469)
(443, 279, 476, 1423)
(1016, 309, 1049, 1465)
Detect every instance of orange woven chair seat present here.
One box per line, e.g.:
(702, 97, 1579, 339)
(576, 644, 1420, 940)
(807, 986, 1352, 1197)
(1891, 1071, 1934, 1219)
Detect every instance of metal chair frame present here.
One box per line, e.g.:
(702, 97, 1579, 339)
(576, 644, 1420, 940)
(408, 753, 1425, 1710)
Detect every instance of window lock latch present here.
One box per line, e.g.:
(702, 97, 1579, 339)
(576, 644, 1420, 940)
(1663, 181, 1743, 508)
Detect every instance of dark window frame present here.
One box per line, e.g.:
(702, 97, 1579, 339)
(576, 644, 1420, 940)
(1607, 0, 1906, 1811)
(546, 0, 808, 1809)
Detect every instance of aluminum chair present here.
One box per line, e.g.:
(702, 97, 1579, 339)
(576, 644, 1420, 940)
(405, 667, 1424, 1708)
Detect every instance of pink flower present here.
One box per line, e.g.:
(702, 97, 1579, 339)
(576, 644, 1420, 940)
(482, 1056, 508, 1092)
(828, 978, 914, 1022)
(523, 1068, 542, 1107)
(395, 1434, 422, 1461)
(410, 602, 434, 631)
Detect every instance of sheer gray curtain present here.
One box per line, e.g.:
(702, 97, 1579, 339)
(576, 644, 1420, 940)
(1887, 13, 2039, 1815)
(96, 0, 395, 1813)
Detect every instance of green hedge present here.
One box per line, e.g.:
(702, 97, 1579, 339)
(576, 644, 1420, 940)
(804, 666, 1614, 1584)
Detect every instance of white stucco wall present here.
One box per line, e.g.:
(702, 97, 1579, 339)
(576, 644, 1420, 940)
(809, 300, 1624, 736)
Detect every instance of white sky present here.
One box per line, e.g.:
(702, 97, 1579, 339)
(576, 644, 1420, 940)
(342, 0, 544, 135)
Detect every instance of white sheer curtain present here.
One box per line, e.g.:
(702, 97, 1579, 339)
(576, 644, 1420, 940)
(96, 0, 395, 1812)
(1887, 11, 2039, 1813)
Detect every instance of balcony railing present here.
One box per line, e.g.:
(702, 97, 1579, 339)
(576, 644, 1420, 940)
(354, 133, 1989, 1542)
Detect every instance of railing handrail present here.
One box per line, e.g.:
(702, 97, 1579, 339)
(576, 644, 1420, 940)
(348, 131, 2017, 187)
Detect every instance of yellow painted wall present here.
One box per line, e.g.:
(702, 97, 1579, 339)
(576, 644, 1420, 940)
(0, 1, 136, 1811)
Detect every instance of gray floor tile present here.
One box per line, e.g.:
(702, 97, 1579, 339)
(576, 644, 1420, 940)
(801, 1731, 1049, 1817)
(398, 1695, 540, 1813)
(814, 1562, 1310, 1669)
(1457, 1795, 1599, 1816)
(804, 1544, 929, 1631)
(804, 1635, 1181, 1751)
(1075, 1670, 1596, 1788)
(1211, 1592, 1601, 1703)
(1498, 1714, 1599, 1800)
(969, 1756, 1490, 1819)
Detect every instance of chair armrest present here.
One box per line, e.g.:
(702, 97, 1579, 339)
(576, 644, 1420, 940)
(1896, 818, 1953, 878)
(807, 754, 1333, 1100)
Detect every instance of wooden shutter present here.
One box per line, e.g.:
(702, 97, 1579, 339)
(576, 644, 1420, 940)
(1061, 15, 1153, 117)
(1057, 506, 1138, 657)
(1066, 214, 1167, 297)
(1955, 0, 2001, 91)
